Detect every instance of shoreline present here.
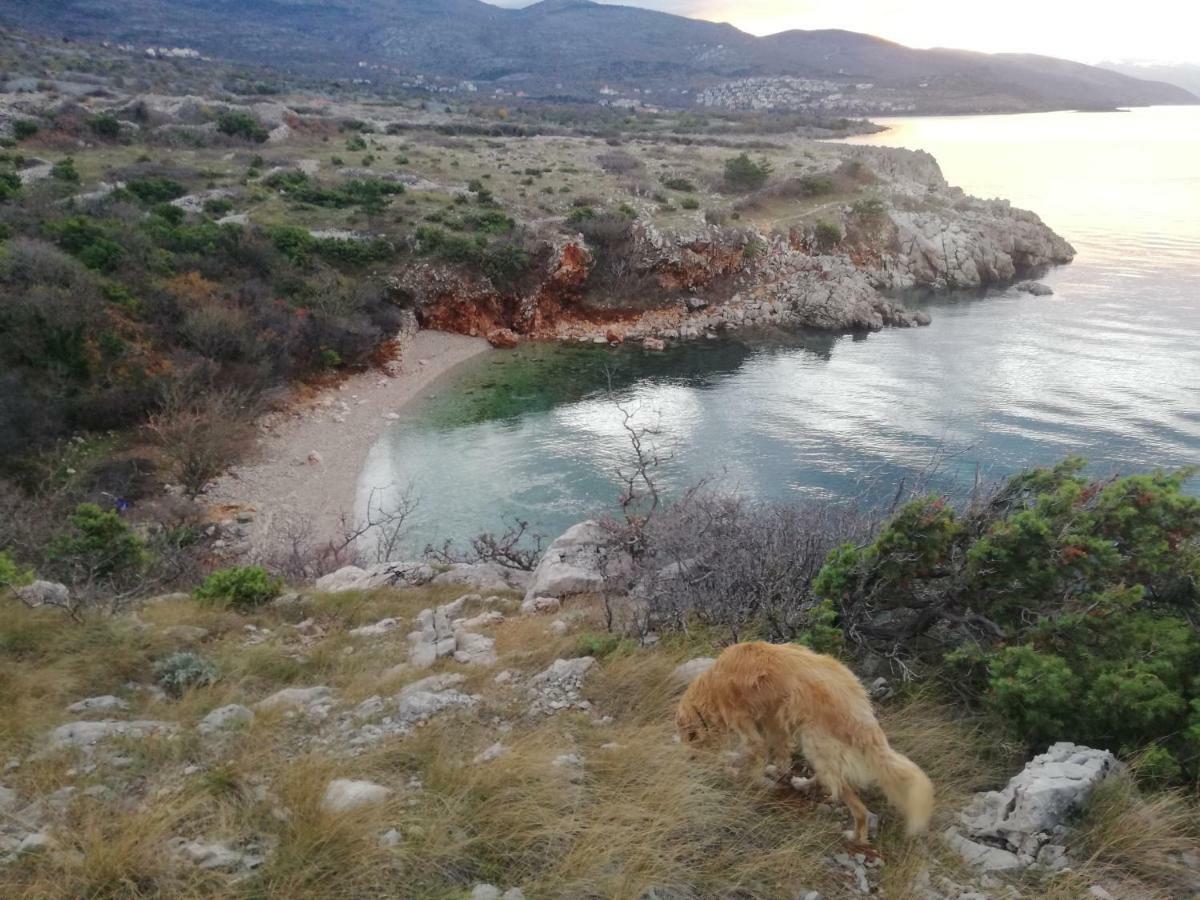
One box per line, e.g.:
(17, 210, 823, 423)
(205, 329, 492, 557)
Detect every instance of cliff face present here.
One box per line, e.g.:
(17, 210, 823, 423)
(392, 146, 1075, 347)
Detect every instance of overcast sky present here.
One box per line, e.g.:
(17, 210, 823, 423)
(483, 0, 1199, 65)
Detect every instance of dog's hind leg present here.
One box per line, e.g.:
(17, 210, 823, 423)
(839, 784, 872, 844)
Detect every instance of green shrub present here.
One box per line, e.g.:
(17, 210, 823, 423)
(47, 503, 147, 579)
(155, 651, 218, 696)
(87, 113, 121, 139)
(345, 135, 367, 152)
(47, 215, 125, 271)
(216, 109, 269, 143)
(813, 220, 842, 251)
(661, 176, 696, 192)
(203, 197, 233, 217)
(817, 459, 1200, 781)
(0, 171, 19, 202)
(0, 550, 33, 590)
(574, 632, 635, 660)
(50, 158, 80, 184)
(12, 120, 39, 141)
(723, 154, 772, 192)
(125, 177, 187, 204)
(194, 565, 283, 611)
(680, 197, 700, 210)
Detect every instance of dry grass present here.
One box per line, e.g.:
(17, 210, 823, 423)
(2, 589, 1197, 899)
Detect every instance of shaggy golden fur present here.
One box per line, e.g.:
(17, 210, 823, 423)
(676, 641, 934, 843)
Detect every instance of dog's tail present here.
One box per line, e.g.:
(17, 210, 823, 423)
(871, 746, 934, 836)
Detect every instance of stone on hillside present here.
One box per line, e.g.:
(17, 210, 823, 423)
(473, 742, 507, 764)
(322, 779, 393, 813)
(430, 562, 529, 593)
(198, 704, 255, 736)
(48, 719, 177, 750)
(394, 688, 477, 727)
(671, 657, 716, 687)
(946, 742, 1119, 872)
(348, 617, 401, 637)
(315, 561, 435, 593)
(170, 838, 265, 872)
(519, 595, 561, 615)
(15, 581, 70, 609)
(470, 885, 524, 900)
(527, 657, 595, 715)
(524, 521, 618, 603)
(0, 784, 16, 813)
(453, 631, 497, 666)
(67, 695, 130, 714)
(548, 619, 569, 636)
(456, 610, 505, 630)
(254, 686, 335, 716)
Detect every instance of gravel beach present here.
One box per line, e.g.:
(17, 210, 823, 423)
(206, 329, 491, 556)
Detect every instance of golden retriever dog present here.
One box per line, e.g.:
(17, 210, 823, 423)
(676, 641, 933, 844)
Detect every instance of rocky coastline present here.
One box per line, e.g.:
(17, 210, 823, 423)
(397, 145, 1076, 348)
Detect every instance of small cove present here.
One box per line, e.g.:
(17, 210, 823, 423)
(360, 106, 1200, 552)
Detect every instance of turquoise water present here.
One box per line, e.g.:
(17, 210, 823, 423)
(361, 106, 1200, 552)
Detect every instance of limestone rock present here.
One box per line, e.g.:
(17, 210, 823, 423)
(171, 838, 265, 872)
(348, 617, 401, 638)
(322, 779, 393, 813)
(523, 521, 618, 603)
(14, 581, 70, 609)
(453, 631, 497, 666)
(1014, 280, 1054, 296)
(671, 657, 716, 687)
(67, 695, 129, 714)
(254, 686, 335, 716)
(473, 742, 507, 764)
(948, 742, 1119, 872)
(519, 595, 561, 615)
(48, 719, 177, 751)
(198, 704, 255, 736)
(527, 657, 595, 715)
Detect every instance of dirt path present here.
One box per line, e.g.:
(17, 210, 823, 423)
(206, 330, 491, 556)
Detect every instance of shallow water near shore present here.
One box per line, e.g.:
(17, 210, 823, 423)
(362, 106, 1200, 552)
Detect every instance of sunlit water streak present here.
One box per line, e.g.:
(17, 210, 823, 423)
(361, 106, 1200, 552)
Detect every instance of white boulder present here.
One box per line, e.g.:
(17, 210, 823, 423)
(321, 779, 393, 813)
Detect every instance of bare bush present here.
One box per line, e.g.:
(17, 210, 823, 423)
(145, 384, 258, 498)
(425, 517, 545, 571)
(631, 491, 873, 643)
(268, 485, 418, 580)
(596, 149, 644, 176)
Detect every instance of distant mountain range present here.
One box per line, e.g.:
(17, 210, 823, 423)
(2, 0, 1195, 113)
(1098, 61, 1200, 99)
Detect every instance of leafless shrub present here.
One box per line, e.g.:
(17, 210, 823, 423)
(631, 491, 874, 643)
(596, 149, 644, 176)
(425, 517, 545, 571)
(268, 485, 418, 580)
(145, 383, 258, 499)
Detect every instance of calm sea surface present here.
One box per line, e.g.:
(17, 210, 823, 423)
(361, 106, 1200, 551)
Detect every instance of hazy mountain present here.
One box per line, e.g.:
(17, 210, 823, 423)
(1, 0, 1194, 112)
(1098, 61, 1200, 98)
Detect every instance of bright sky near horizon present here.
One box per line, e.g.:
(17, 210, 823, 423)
(483, 0, 1199, 65)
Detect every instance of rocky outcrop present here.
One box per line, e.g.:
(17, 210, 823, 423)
(523, 520, 617, 603)
(392, 145, 1073, 345)
(315, 560, 528, 595)
(945, 742, 1120, 873)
